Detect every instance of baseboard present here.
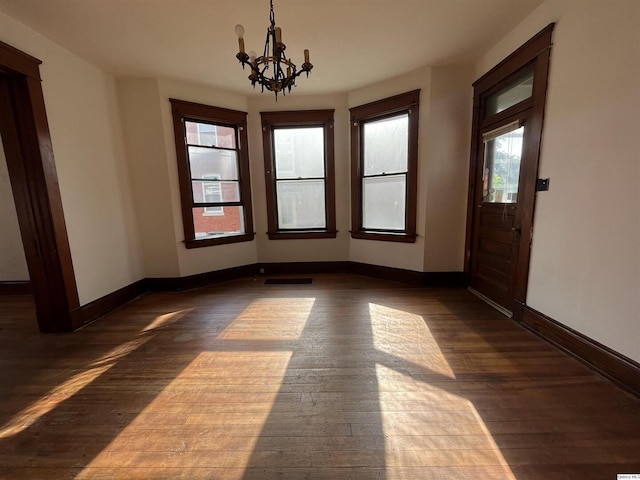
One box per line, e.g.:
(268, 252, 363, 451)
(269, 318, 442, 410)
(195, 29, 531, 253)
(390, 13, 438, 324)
(146, 263, 260, 291)
(348, 262, 424, 284)
(259, 261, 350, 275)
(0, 280, 32, 294)
(70, 279, 148, 330)
(422, 271, 466, 288)
(63, 262, 465, 332)
(520, 306, 640, 398)
(259, 261, 464, 287)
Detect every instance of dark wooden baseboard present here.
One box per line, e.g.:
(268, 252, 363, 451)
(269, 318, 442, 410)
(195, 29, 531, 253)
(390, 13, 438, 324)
(520, 306, 640, 397)
(63, 263, 465, 332)
(70, 279, 148, 330)
(259, 261, 350, 276)
(260, 261, 465, 287)
(349, 262, 424, 284)
(0, 280, 32, 294)
(146, 263, 259, 291)
(422, 271, 466, 287)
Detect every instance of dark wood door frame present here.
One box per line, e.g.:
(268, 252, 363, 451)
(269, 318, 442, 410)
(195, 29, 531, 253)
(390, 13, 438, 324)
(464, 24, 554, 320)
(0, 40, 79, 332)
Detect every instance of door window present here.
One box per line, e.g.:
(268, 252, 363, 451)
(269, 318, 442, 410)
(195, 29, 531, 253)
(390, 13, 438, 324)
(482, 124, 524, 203)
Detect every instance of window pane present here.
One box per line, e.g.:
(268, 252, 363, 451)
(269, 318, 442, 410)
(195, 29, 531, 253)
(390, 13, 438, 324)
(486, 71, 534, 116)
(191, 180, 240, 203)
(482, 126, 524, 203)
(276, 180, 326, 229)
(363, 114, 408, 176)
(193, 206, 245, 238)
(274, 127, 324, 179)
(185, 121, 236, 149)
(362, 175, 406, 230)
(188, 147, 238, 181)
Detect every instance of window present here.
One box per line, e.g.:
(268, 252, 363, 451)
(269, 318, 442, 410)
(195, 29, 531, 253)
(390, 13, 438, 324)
(170, 99, 254, 248)
(350, 90, 420, 242)
(260, 110, 336, 240)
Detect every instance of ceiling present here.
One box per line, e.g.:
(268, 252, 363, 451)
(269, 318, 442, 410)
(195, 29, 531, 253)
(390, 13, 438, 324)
(0, 0, 543, 96)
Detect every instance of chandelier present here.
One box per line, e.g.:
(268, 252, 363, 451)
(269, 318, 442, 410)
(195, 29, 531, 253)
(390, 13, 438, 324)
(234, 0, 313, 99)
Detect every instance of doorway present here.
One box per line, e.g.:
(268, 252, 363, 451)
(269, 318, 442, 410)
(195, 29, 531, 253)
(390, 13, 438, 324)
(0, 41, 79, 332)
(465, 25, 554, 319)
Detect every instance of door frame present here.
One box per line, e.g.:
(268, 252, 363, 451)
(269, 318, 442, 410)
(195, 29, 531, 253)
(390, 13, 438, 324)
(464, 24, 554, 320)
(0, 40, 79, 332)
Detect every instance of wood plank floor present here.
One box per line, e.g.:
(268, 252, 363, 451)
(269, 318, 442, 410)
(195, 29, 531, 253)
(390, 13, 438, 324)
(0, 273, 638, 479)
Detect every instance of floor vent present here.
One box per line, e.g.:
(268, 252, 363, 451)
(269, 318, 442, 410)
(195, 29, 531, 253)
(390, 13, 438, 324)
(264, 278, 313, 285)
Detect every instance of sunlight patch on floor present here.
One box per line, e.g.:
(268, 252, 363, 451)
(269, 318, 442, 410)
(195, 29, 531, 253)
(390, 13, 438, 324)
(76, 350, 294, 476)
(369, 302, 455, 379)
(0, 335, 152, 439)
(0, 309, 191, 439)
(219, 297, 316, 340)
(370, 303, 516, 479)
(141, 309, 194, 333)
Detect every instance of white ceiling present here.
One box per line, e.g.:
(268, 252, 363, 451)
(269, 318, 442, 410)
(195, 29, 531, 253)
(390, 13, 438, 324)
(0, 0, 543, 95)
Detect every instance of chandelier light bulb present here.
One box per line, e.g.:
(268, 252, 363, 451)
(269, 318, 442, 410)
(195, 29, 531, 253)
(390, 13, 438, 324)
(249, 50, 257, 63)
(235, 24, 246, 54)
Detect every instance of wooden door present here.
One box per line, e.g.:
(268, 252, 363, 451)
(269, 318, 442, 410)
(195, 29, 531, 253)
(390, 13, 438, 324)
(465, 25, 554, 317)
(469, 115, 530, 312)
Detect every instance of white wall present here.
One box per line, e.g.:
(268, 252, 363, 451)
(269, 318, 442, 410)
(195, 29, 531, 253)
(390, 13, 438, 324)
(0, 133, 29, 281)
(122, 72, 472, 276)
(346, 66, 472, 273)
(248, 93, 350, 264)
(117, 79, 180, 278)
(423, 65, 473, 272)
(477, 0, 640, 362)
(156, 79, 258, 277)
(347, 67, 431, 272)
(0, 10, 144, 305)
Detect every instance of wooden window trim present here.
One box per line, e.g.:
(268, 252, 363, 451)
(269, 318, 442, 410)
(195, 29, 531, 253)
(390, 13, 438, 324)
(170, 99, 255, 248)
(260, 109, 337, 240)
(349, 90, 420, 243)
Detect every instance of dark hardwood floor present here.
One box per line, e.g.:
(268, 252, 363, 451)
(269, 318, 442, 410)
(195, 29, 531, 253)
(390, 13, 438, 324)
(0, 274, 638, 479)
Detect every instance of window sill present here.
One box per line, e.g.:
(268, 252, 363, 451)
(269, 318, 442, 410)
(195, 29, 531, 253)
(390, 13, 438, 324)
(267, 230, 338, 240)
(184, 232, 256, 249)
(350, 231, 417, 243)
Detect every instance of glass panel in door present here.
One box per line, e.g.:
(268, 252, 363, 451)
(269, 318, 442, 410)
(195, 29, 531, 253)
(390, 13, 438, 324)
(482, 125, 524, 203)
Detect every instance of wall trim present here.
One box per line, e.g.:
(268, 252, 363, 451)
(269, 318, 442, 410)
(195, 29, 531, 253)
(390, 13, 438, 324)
(58, 262, 465, 331)
(259, 261, 350, 276)
(349, 262, 424, 284)
(520, 306, 640, 398)
(70, 279, 148, 330)
(146, 263, 259, 291)
(260, 261, 465, 287)
(422, 271, 467, 288)
(0, 281, 32, 294)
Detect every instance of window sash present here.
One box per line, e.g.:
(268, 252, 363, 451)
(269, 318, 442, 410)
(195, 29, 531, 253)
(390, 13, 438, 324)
(359, 118, 409, 233)
(275, 178, 327, 230)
